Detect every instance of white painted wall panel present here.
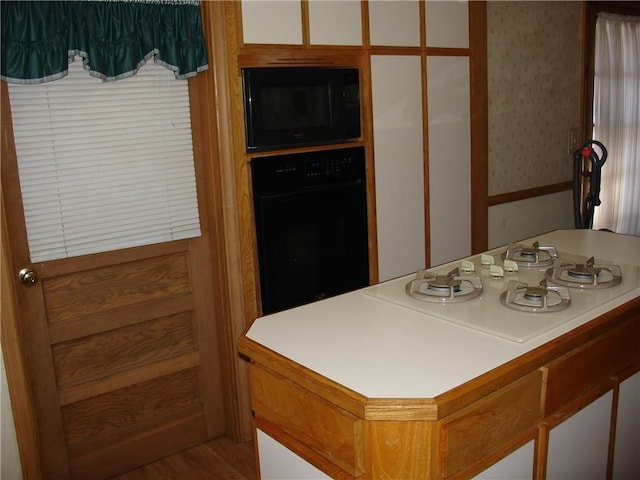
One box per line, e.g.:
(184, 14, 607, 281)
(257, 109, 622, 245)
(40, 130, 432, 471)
(547, 391, 612, 479)
(425, 0, 469, 48)
(371, 55, 425, 280)
(309, 0, 361, 45)
(369, 0, 420, 47)
(613, 372, 640, 480)
(488, 191, 574, 248)
(427, 56, 471, 266)
(257, 429, 330, 479)
(473, 440, 534, 479)
(1, 345, 22, 480)
(242, 0, 302, 45)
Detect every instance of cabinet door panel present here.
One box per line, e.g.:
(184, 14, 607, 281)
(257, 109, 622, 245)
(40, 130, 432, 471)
(427, 56, 471, 266)
(544, 318, 639, 416)
(371, 55, 424, 280)
(613, 372, 640, 480)
(369, 0, 420, 46)
(425, 0, 469, 48)
(309, 0, 361, 45)
(241, 0, 302, 45)
(472, 440, 534, 480)
(546, 390, 612, 479)
(257, 429, 331, 480)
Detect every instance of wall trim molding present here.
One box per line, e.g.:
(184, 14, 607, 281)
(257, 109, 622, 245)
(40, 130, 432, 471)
(488, 181, 573, 206)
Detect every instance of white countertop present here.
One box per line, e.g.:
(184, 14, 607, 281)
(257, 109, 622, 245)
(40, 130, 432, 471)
(245, 229, 640, 399)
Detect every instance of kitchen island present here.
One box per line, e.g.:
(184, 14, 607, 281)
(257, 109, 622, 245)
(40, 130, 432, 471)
(238, 229, 640, 479)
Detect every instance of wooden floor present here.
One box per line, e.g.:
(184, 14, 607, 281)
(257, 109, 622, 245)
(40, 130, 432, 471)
(110, 437, 257, 480)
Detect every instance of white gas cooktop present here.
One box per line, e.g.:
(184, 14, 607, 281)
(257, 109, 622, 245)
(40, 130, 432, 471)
(364, 244, 640, 343)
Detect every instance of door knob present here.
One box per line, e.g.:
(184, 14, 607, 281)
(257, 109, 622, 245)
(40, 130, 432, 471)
(18, 267, 38, 286)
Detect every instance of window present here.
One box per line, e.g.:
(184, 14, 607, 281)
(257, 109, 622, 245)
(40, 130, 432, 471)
(591, 12, 640, 235)
(8, 60, 201, 262)
(583, 2, 640, 235)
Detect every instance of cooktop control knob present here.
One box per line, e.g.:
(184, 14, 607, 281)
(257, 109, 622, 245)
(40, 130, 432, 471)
(461, 260, 475, 273)
(489, 265, 504, 278)
(481, 254, 495, 267)
(504, 259, 519, 273)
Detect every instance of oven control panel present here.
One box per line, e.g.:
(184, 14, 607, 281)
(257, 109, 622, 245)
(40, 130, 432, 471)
(251, 146, 365, 192)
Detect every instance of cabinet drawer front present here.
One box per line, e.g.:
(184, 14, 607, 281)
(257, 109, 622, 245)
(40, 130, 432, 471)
(442, 370, 542, 477)
(544, 317, 640, 416)
(249, 363, 363, 476)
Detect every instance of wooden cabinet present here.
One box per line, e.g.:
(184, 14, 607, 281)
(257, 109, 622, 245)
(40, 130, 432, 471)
(543, 316, 639, 416)
(439, 371, 541, 478)
(249, 363, 364, 477)
(239, 300, 640, 479)
(235, 0, 481, 282)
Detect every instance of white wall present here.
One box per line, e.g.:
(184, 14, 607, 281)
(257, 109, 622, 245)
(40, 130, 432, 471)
(488, 190, 574, 248)
(1, 344, 23, 480)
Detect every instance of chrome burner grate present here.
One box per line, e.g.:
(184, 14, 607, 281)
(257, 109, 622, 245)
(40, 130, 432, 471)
(500, 279, 571, 313)
(406, 267, 483, 303)
(503, 241, 558, 267)
(545, 257, 622, 289)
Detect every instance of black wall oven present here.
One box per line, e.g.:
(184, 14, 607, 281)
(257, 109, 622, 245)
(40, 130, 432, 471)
(251, 146, 369, 315)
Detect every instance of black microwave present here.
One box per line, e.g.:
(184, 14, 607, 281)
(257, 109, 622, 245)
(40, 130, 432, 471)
(242, 67, 361, 151)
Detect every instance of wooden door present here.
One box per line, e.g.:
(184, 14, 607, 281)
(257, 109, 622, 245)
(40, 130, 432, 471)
(1, 72, 228, 479)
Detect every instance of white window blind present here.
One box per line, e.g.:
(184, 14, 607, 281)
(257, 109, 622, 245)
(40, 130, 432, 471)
(8, 60, 201, 262)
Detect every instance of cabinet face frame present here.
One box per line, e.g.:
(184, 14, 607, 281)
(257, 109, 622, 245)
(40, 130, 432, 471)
(224, 0, 488, 325)
(221, 0, 488, 441)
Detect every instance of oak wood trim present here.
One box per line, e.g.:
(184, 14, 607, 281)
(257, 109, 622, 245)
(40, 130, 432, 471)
(421, 1, 431, 267)
(488, 181, 574, 207)
(47, 295, 195, 344)
(435, 298, 640, 419)
(256, 418, 357, 480)
(57, 353, 200, 406)
(542, 316, 639, 416)
(469, 1, 489, 254)
(250, 363, 364, 476)
(300, 0, 310, 47)
(534, 423, 550, 480)
(242, 297, 640, 478)
(441, 371, 543, 477)
(237, 51, 363, 69)
(238, 336, 370, 418)
(201, 0, 254, 441)
(68, 409, 208, 480)
(449, 428, 538, 480)
(363, 420, 437, 479)
(241, 297, 640, 426)
(607, 383, 620, 480)
(2, 82, 71, 478)
(1, 167, 43, 479)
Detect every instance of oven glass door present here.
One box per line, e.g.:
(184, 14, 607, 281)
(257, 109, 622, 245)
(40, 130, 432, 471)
(255, 179, 369, 314)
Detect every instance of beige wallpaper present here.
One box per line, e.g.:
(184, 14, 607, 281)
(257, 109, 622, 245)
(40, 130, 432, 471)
(487, 1, 582, 196)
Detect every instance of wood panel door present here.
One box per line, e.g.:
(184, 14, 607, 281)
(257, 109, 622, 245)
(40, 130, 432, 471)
(1, 72, 228, 479)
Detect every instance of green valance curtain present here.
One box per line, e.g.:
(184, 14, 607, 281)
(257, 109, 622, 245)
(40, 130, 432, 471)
(1, 0, 208, 84)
